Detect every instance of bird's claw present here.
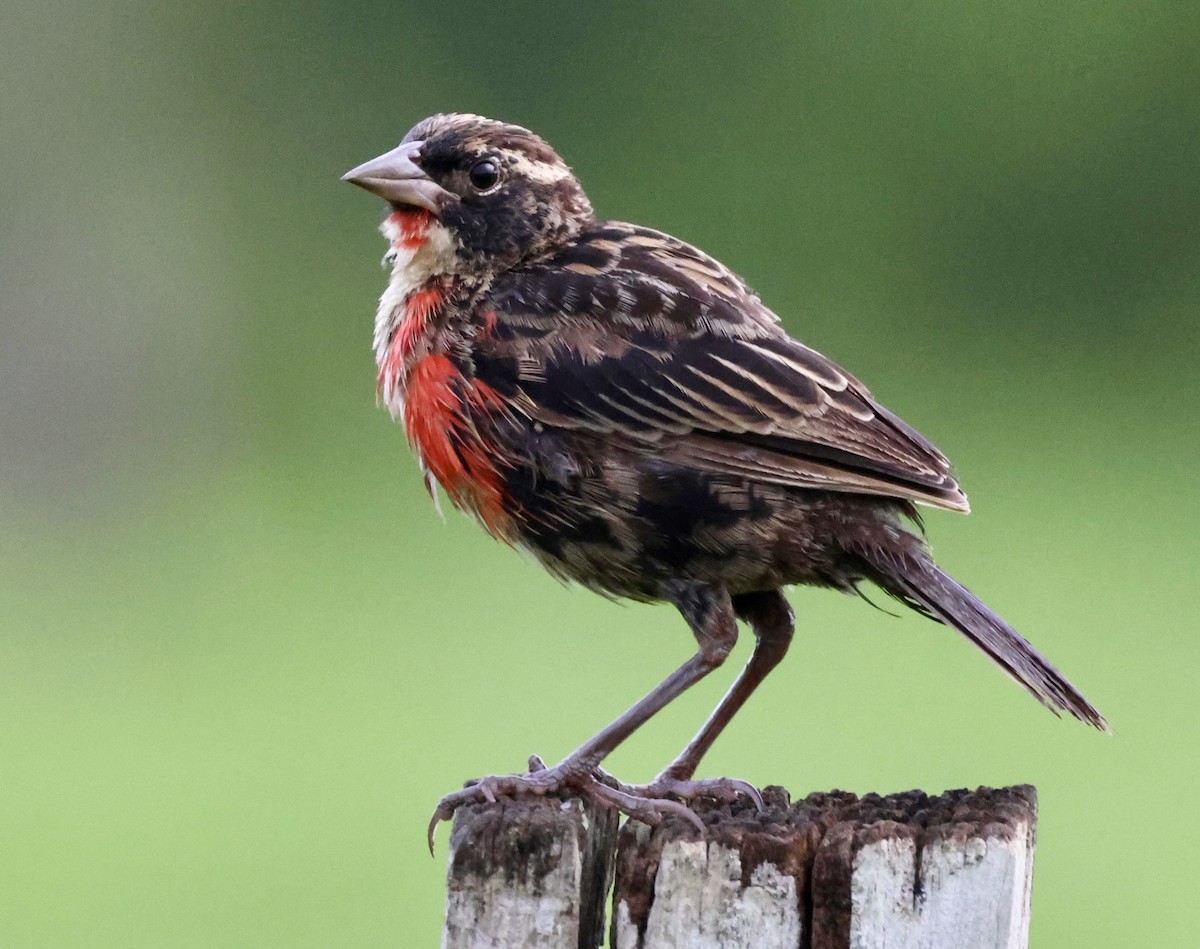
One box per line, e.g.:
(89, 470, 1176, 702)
(585, 779, 707, 834)
(648, 775, 766, 812)
(427, 757, 763, 853)
(427, 767, 562, 854)
(593, 765, 764, 812)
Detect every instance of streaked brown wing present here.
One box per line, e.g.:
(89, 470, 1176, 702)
(482, 222, 970, 513)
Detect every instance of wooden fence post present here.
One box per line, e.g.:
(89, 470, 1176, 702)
(442, 795, 620, 949)
(442, 784, 1037, 949)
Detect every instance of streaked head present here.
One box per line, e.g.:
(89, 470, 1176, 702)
(343, 113, 594, 272)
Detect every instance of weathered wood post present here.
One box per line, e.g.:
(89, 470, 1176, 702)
(442, 795, 620, 949)
(442, 785, 1037, 949)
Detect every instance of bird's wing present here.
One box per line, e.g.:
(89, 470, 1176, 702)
(480, 222, 969, 513)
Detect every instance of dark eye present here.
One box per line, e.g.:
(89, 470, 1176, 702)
(468, 159, 500, 192)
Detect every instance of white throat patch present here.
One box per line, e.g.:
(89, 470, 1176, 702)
(372, 216, 461, 364)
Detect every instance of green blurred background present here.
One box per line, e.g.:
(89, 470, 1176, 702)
(3, 1, 1198, 945)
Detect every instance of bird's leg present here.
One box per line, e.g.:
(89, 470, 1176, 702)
(427, 581, 739, 849)
(619, 590, 794, 803)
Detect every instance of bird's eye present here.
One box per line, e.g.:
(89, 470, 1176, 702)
(468, 159, 501, 192)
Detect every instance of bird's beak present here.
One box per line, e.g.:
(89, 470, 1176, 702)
(341, 140, 456, 214)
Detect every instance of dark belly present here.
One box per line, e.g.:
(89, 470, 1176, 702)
(496, 426, 873, 601)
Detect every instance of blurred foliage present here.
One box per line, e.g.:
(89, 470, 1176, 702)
(2, 1, 1199, 945)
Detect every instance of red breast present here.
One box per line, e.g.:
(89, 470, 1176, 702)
(377, 279, 450, 399)
(378, 275, 513, 538)
(404, 354, 512, 537)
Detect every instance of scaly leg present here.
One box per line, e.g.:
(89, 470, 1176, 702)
(632, 589, 795, 796)
(427, 581, 740, 850)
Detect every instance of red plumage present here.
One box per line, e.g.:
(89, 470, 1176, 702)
(402, 352, 512, 538)
(386, 207, 433, 250)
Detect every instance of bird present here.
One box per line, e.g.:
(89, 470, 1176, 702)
(342, 113, 1106, 849)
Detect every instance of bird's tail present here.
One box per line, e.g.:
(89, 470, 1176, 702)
(848, 536, 1108, 731)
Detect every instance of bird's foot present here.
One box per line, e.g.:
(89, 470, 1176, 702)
(427, 754, 711, 853)
(601, 766, 765, 813)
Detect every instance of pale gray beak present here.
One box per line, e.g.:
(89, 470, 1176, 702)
(341, 140, 457, 214)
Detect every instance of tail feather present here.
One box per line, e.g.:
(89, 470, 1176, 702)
(853, 542, 1108, 731)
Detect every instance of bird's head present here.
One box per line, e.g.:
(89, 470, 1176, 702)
(343, 113, 593, 275)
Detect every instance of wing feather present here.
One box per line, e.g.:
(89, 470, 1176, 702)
(480, 222, 970, 513)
